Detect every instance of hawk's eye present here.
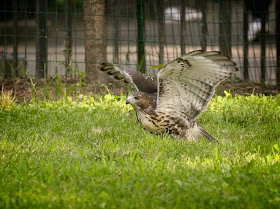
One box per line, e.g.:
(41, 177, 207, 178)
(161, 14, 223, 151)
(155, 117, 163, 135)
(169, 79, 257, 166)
(134, 97, 139, 100)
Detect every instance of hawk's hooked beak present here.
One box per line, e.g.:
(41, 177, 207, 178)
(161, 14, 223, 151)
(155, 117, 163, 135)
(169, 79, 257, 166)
(126, 94, 133, 105)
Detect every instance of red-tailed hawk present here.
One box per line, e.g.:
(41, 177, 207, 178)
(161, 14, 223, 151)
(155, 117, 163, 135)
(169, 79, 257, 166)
(101, 50, 238, 141)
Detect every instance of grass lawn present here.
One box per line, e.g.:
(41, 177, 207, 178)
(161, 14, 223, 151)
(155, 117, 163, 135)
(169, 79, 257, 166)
(0, 93, 280, 209)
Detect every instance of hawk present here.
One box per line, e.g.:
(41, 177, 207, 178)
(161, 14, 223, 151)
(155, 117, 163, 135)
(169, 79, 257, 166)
(101, 50, 238, 141)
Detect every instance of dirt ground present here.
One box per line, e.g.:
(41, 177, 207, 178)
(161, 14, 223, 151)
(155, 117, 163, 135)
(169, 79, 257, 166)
(1, 78, 279, 104)
(216, 82, 279, 96)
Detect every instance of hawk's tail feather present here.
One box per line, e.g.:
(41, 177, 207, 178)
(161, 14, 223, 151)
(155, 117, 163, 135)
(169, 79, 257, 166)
(198, 126, 219, 143)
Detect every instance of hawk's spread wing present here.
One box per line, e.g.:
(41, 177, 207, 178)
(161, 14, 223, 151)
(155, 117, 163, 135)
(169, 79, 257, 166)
(101, 63, 157, 94)
(157, 50, 238, 120)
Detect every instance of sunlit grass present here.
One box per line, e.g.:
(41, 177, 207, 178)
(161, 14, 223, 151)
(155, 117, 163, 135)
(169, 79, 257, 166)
(0, 88, 16, 110)
(0, 93, 280, 208)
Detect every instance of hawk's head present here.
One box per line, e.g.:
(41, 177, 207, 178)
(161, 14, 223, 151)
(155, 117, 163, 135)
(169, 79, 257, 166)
(126, 92, 156, 111)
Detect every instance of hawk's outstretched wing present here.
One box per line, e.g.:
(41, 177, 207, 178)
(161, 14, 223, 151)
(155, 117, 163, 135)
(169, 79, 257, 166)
(101, 63, 157, 94)
(157, 50, 238, 120)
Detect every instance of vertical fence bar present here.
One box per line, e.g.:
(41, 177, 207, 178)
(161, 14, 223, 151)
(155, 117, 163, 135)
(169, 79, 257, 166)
(219, 0, 232, 57)
(157, 0, 164, 65)
(24, 0, 28, 80)
(13, 0, 18, 77)
(260, 7, 267, 84)
(243, 0, 249, 80)
(65, 0, 72, 79)
(36, 0, 48, 79)
(180, 0, 186, 55)
(201, 0, 207, 51)
(73, 1, 78, 94)
(136, 0, 146, 73)
(276, 0, 280, 89)
(113, 0, 120, 63)
(2, 0, 7, 79)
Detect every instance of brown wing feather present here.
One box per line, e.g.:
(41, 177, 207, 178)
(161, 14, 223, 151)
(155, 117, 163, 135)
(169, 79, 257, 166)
(101, 63, 157, 94)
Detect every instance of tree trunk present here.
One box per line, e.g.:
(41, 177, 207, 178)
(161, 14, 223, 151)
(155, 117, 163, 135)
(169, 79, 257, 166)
(276, 0, 280, 89)
(84, 0, 107, 85)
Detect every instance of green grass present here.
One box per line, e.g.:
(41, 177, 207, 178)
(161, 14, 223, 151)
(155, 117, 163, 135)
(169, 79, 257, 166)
(0, 93, 280, 209)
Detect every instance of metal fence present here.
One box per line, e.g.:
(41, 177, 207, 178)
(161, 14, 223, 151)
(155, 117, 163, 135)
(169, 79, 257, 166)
(0, 0, 280, 95)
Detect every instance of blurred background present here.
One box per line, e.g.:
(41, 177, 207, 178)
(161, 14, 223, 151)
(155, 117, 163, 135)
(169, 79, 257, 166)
(0, 0, 279, 99)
